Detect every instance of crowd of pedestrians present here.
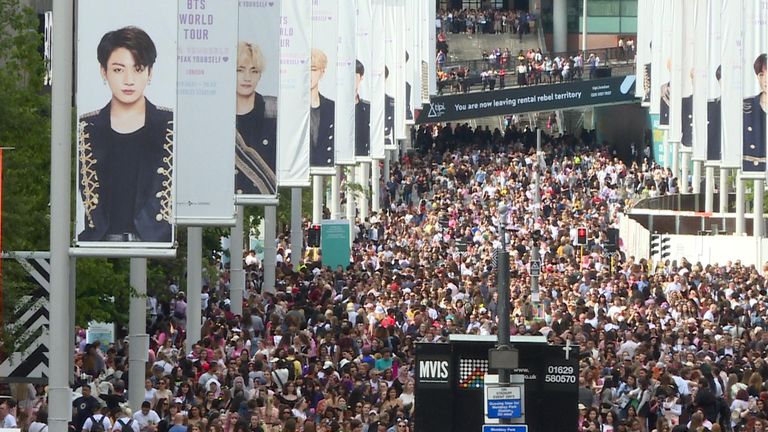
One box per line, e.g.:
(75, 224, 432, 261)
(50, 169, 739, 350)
(0, 124, 753, 432)
(435, 9, 536, 37)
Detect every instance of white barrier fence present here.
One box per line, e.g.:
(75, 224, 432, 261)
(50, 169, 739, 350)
(619, 214, 766, 267)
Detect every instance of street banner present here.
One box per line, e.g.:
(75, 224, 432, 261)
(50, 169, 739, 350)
(426, 0, 437, 99)
(720, 0, 743, 168)
(355, 0, 373, 161)
(658, 0, 672, 128)
(649, 0, 663, 116)
(741, 0, 767, 176)
(176, 0, 237, 223)
(277, 0, 312, 187)
(370, 0, 386, 160)
(335, 1, 356, 165)
(383, 0, 397, 150)
(320, 219, 351, 270)
(417, 76, 636, 124)
(310, 0, 339, 174)
(692, 0, 709, 161)
(75, 0, 177, 248)
(394, 0, 407, 140)
(234, 0, 280, 203)
(706, 0, 722, 163)
(679, 1, 695, 150)
(404, 0, 416, 124)
(635, 0, 652, 105)
(668, 1, 684, 146)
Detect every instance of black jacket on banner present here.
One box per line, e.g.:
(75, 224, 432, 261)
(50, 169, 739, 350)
(236, 93, 277, 196)
(384, 93, 395, 146)
(311, 94, 335, 168)
(355, 98, 371, 158)
(707, 99, 721, 161)
(742, 94, 767, 172)
(681, 95, 693, 147)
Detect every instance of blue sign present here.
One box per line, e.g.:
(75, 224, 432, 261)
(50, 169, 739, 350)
(482, 425, 528, 432)
(487, 399, 522, 418)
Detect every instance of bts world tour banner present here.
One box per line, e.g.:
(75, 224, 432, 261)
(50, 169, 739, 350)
(355, 0, 373, 161)
(176, 0, 238, 223)
(740, 0, 767, 176)
(277, 0, 311, 187)
(236, 0, 280, 204)
(310, 0, 339, 175)
(75, 0, 177, 249)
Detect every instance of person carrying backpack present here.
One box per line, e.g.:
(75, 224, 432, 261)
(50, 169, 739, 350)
(81, 408, 111, 432)
(114, 406, 140, 432)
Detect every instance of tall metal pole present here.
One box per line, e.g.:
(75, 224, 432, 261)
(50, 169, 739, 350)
(581, 0, 588, 53)
(263, 205, 277, 294)
(129, 258, 149, 410)
(692, 160, 702, 194)
(346, 167, 356, 222)
(360, 162, 370, 220)
(229, 206, 245, 315)
(186, 229, 202, 352)
(705, 166, 715, 213)
(290, 188, 304, 261)
(496, 204, 511, 425)
(331, 166, 342, 219)
(680, 152, 690, 193)
(736, 176, 745, 235)
(49, 0, 74, 430)
(719, 167, 729, 214)
(68, 257, 76, 387)
(312, 175, 323, 224)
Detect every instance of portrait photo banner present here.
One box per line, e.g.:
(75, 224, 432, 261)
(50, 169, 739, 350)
(649, 0, 664, 116)
(720, 0, 743, 168)
(394, 0, 407, 140)
(706, 0, 722, 163)
(416, 76, 636, 124)
(75, 0, 177, 249)
(635, 0, 652, 104)
(176, 0, 237, 224)
(310, 0, 339, 175)
(692, 0, 709, 162)
(740, 0, 767, 176)
(369, 0, 386, 160)
(355, 0, 373, 161)
(335, 1, 356, 166)
(657, 0, 672, 128)
(383, 0, 397, 150)
(277, 0, 311, 188)
(235, 0, 280, 204)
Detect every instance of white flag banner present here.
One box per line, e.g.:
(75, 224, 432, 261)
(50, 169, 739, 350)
(678, 1, 695, 151)
(649, 0, 664, 116)
(404, 0, 415, 125)
(669, 1, 684, 144)
(75, 0, 177, 249)
(741, 0, 767, 176)
(658, 0, 672, 128)
(370, 0, 386, 159)
(235, 0, 280, 205)
(692, 0, 709, 161)
(335, 1, 356, 165)
(426, 0, 437, 98)
(635, 0, 652, 105)
(394, 0, 407, 140)
(310, 0, 339, 174)
(176, 0, 237, 223)
(383, 0, 397, 150)
(720, 0, 743, 168)
(355, 0, 372, 161)
(706, 0, 722, 163)
(277, 0, 311, 187)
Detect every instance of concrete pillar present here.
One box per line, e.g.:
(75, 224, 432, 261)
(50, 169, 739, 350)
(346, 166, 356, 221)
(692, 160, 702, 194)
(312, 175, 323, 224)
(128, 258, 149, 411)
(186, 228, 202, 350)
(736, 176, 745, 235)
(553, 0, 568, 53)
(263, 205, 277, 294)
(290, 188, 303, 258)
(680, 152, 690, 193)
(360, 162, 370, 220)
(331, 166, 341, 219)
(371, 160, 381, 212)
(719, 167, 729, 214)
(671, 142, 680, 183)
(704, 165, 715, 213)
(229, 206, 245, 315)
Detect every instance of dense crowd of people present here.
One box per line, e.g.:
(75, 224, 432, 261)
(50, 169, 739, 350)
(436, 9, 536, 36)
(0, 124, 751, 432)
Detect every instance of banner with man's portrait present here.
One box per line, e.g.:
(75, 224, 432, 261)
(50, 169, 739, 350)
(369, 0, 386, 160)
(740, 0, 767, 176)
(176, 0, 238, 223)
(404, 0, 416, 125)
(706, 0, 722, 163)
(692, 0, 710, 162)
(355, 0, 373, 161)
(383, 0, 397, 150)
(649, 0, 664, 116)
(233, 0, 280, 203)
(422, 0, 436, 102)
(667, 1, 684, 146)
(394, 0, 407, 140)
(75, 0, 177, 249)
(720, 0, 744, 168)
(678, 1, 695, 150)
(277, 0, 312, 187)
(657, 0, 672, 128)
(335, 1, 357, 166)
(310, 0, 339, 175)
(635, 0, 652, 105)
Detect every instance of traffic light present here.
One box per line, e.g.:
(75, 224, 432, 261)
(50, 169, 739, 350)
(576, 227, 588, 246)
(649, 234, 661, 258)
(660, 236, 671, 260)
(307, 225, 321, 248)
